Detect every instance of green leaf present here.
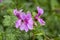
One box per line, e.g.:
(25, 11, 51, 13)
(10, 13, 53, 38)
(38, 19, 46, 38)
(3, 15, 17, 27)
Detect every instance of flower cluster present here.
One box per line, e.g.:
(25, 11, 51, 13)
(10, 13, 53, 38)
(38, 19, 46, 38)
(13, 6, 45, 32)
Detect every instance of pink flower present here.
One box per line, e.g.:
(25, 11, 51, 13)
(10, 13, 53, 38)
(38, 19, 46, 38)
(21, 12, 33, 32)
(13, 9, 33, 32)
(35, 6, 45, 25)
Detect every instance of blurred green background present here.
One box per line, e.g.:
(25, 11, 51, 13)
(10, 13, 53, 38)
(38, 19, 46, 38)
(0, 0, 60, 40)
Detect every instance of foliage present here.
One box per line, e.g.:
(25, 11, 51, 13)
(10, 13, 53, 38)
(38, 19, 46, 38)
(0, 0, 60, 40)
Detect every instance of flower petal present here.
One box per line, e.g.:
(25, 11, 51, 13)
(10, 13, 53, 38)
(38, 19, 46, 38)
(20, 23, 29, 32)
(37, 6, 44, 16)
(20, 12, 26, 20)
(26, 11, 33, 20)
(13, 9, 17, 15)
(15, 19, 21, 28)
(27, 11, 31, 18)
(24, 26, 29, 32)
(27, 24, 33, 30)
(13, 9, 23, 16)
(28, 18, 33, 25)
(13, 9, 21, 19)
(20, 23, 26, 30)
(38, 18, 45, 25)
(27, 19, 33, 30)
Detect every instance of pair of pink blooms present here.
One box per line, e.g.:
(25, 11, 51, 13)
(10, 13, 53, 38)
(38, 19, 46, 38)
(13, 6, 45, 32)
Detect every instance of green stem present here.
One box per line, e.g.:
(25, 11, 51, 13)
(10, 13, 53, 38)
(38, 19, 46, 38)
(32, 32, 35, 40)
(28, 31, 31, 40)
